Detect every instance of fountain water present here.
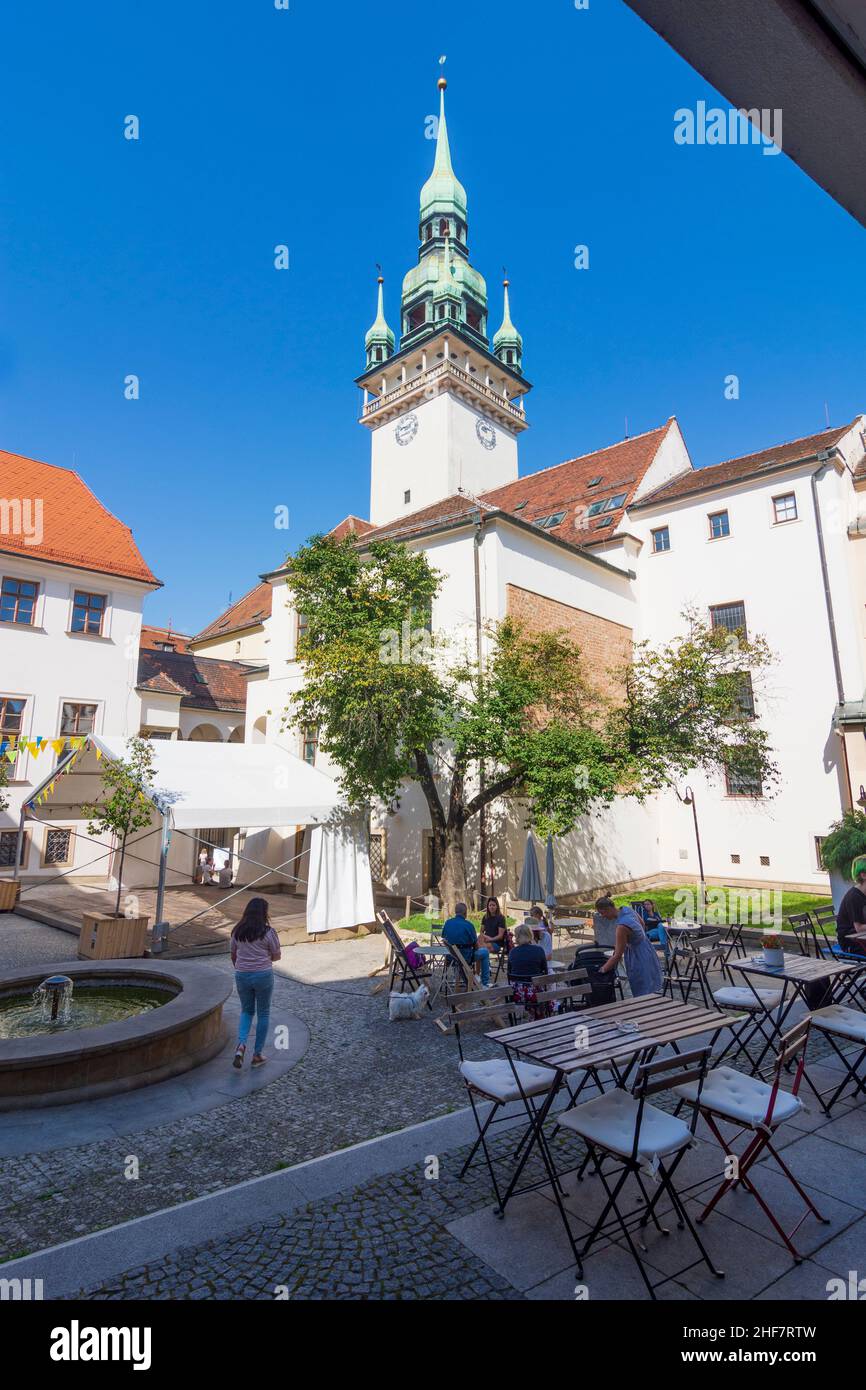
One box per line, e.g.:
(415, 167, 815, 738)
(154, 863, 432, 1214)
(33, 975, 74, 1025)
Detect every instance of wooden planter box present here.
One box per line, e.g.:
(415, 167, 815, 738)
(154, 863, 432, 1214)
(78, 913, 150, 960)
(0, 880, 20, 913)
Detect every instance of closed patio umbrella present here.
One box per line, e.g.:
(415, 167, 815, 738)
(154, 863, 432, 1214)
(518, 831, 543, 903)
(544, 833, 557, 909)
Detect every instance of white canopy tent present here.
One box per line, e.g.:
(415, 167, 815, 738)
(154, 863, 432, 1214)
(23, 734, 375, 936)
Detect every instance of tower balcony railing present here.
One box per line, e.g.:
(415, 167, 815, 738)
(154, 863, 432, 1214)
(362, 360, 526, 421)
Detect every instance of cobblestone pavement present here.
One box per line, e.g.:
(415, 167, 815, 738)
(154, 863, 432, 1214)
(0, 917, 503, 1262)
(80, 1127, 541, 1300)
(0, 915, 847, 1279)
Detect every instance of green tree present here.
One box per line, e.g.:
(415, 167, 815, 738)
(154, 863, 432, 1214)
(83, 737, 157, 918)
(285, 535, 777, 911)
(0, 757, 9, 815)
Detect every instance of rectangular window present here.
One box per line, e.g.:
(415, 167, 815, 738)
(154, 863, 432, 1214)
(710, 602, 747, 640)
(535, 511, 566, 529)
(773, 492, 797, 524)
(586, 500, 606, 517)
(735, 673, 756, 719)
(369, 829, 386, 883)
(708, 510, 730, 540)
(0, 576, 38, 625)
(724, 748, 763, 798)
(295, 610, 309, 658)
(403, 490, 411, 504)
(0, 829, 27, 868)
(0, 696, 26, 776)
(302, 725, 318, 766)
(815, 835, 826, 871)
(71, 590, 106, 636)
(651, 526, 670, 553)
(730, 854, 740, 864)
(59, 702, 97, 753)
(43, 827, 73, 867)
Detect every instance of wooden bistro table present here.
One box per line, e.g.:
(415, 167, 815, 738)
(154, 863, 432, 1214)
(484, 992, 740, 1254)
(728, 950, 866, 1074)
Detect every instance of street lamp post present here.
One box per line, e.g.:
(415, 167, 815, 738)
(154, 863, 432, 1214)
(678, 785, 706, 920)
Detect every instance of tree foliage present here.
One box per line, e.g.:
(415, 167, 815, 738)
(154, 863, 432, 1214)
(285, 534, 778, 905)
(83, 736, 157, 917)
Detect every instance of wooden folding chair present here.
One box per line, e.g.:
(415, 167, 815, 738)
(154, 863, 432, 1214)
(375, 911, 434, 1006)
(674, 1017, 829, 1260)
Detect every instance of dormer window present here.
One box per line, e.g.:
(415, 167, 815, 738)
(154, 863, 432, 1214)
(587, 477, 603, 488)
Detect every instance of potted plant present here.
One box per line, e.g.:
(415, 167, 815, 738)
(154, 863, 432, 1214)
(761, 932, 785, 968)
(820, 809, 866, 911)
(0, 758, 19, 913)
(80, 737, 156, 958)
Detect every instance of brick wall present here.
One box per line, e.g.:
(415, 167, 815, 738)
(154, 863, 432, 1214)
(506, 584, 633, 703)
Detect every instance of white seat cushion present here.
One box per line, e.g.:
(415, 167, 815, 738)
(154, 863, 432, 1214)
(811, 1004, 866, 1044)
(713, 986, 783, 1011)
(459, 1058, 557, 1103)
(674, 1065, 801, 1126)
(557, 1088, 692, 1162)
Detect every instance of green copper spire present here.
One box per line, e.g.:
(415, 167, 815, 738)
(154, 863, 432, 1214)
(493, 278, 523, 372)
(419, 79, 468, 225)
(364, 275, 395, 368)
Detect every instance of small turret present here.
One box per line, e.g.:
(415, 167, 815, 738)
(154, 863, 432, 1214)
(493, 278, 523, 373)
(364, 275, 395, 368)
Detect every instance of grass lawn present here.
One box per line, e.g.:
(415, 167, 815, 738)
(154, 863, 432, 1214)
(398, 886, 833, 936)
(597, 884, 832, 929)
(398, 911, 519, 936)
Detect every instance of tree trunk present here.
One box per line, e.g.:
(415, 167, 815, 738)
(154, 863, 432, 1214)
(437, 824, 468, 919)
(115, 833, 127, 919)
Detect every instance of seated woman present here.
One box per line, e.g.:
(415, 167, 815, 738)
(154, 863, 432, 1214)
(642, 898, 668, 949)
(508, 923, 552, 1017)
(526, 905, 554, 966)
(478, 896, 508, 954)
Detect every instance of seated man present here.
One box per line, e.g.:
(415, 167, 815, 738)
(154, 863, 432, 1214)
(442, 902, 490, 986)
(837, 860, 866, 958)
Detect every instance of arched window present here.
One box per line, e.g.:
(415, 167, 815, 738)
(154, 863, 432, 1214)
(439, 218, 449, 237)
(425, 223, 433, 241)
(507, 350, 514, 365)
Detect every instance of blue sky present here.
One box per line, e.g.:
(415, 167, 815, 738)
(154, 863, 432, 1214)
(2, 0, 864, 634)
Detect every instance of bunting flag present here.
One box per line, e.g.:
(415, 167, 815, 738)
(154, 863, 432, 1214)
(13, 735, 91, 807)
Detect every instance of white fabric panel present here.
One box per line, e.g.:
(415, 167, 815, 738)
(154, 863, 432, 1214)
(306, 819, 376, 935)
(56, 736, 345, 829)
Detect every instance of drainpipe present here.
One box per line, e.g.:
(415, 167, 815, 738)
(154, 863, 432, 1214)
(811, 461, 853, 809)
(473, 512, 487, 902)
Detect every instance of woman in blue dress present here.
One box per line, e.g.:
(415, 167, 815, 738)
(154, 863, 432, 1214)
(595, 897, 663, 997)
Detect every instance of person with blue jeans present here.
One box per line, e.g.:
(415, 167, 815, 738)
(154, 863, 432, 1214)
(230, 896, 281, 1068)
(442, 902, 490, 986)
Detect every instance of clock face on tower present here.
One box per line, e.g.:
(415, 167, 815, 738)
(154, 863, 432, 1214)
(476, 417, 497, 451)
(395, 413, 419, 447)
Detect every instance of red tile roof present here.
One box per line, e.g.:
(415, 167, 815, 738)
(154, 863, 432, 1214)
(191, 581, 272, 644)
(0, 448, 158, 584)
(633, 423, 856, 508)
(328, 515, 375, 541)
(362, 422, 675, 547)
(140, 624, 191, 655)
(137, 650, 249, 712)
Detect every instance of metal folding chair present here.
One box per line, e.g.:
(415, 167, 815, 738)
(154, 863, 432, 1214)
(558, 1045, 724, 1299)
(674, 1017, 829, 1260)
(804, 1004, 866, 1113)
(447, 987, 561, 1213)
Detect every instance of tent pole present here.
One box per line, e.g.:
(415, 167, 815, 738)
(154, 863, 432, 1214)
(152, 810, 171, 953)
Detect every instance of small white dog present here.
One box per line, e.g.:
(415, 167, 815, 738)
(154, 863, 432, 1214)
(388, 984, 429, 1021)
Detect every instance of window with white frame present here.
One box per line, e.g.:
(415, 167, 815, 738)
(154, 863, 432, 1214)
(59, 702, 97, 753)
(0, 576, 38, 625)
(708, 510, 730, 540)
(651, 526, 670, 553)
(0, 697, 26, 776)
(772, 492, 797, 524)
(70, 590, 107, 636)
